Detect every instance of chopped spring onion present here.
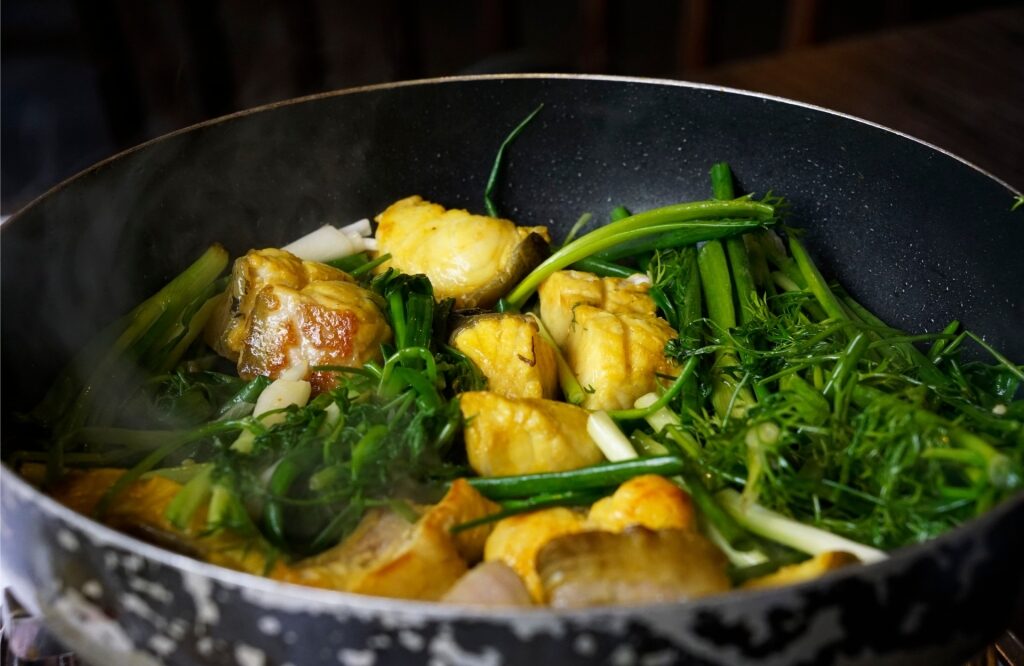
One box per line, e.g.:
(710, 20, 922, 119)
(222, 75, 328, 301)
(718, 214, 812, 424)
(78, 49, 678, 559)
(232, 377, 312, 453)
(587, 411, 638, 462)
(717, 489, 887, 564)
(283, 218, 376, 262)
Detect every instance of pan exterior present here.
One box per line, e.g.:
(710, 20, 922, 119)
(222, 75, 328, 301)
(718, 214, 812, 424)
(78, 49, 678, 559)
(2, 75, 1022, 665)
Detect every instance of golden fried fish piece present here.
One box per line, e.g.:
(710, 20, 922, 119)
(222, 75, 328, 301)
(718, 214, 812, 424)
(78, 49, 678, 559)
(282, 479, 500, 600)
(537, 527, 731, 608)
(450, 314, 558, 399)
(374, 196, 550, 309)
(206, 248, 350, 361)
(587, 475, 696, 533)
(483, 507, 587, 602)
(46, 467, 286, 578)
(238, 280, 390, 394)
(564, 305, 677, 411)
(538, 270, 655, 347)
(741, 551, 860, 590)
(459, 391, 604, 477)
(46, 467, 499, 600)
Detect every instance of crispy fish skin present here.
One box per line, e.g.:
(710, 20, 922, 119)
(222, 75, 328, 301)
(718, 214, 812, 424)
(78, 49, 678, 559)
(47, 468, 499, 600)
(565, 305, 678, 411)
(741, 551, 860, 590)
(206, 248, 351, 361)
(374, 196, 550, 309)
(450, 314, 558, 399)
(483, 507, 587, 602)
(459, 391, 604, 477)
(587, 475, 696, 533)
(282, 479, 500, 600)
(538, 270, 655, 347)
(46, 468, 287, 578)
(441, 561, 533, 607)
(537, 527, 731, 608)
(238, 280, 391, 393)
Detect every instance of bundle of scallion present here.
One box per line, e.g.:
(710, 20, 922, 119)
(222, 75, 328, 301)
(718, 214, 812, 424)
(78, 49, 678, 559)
(465, 162, 1022, 578)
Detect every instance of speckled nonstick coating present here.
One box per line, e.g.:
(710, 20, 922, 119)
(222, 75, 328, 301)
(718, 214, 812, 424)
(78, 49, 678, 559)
(2, 75, 1022, 666)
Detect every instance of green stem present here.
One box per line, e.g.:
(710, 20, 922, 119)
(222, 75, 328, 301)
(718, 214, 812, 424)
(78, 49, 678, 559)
(710, 163, 757, 327)
(570, 256, 638, 278)
(484, 103, 544, 218)
(466, 456, 686, 500)
(450, 489, 606, 534)
(610, 205, 632, 222)
(608, 356, 698, 420)
(500, 199, 775, 311)
(528, 314, 585, 404)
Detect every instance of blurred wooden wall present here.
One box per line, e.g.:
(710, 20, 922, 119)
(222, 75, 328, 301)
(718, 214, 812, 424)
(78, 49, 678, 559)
(2, 0, 1017, 209)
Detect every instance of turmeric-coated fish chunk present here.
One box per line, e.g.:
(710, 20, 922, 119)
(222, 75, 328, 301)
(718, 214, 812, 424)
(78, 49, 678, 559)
(282, 479, 500, 600)
(374, 196, 550, 309)
(565, 305, 678, 411)
(206, 248, 350, 361)
(459, 391, 604, 477)
(538, 270, 655, 347)
(450, 314, 558, 399)
(483, 507, 587, 602)
(587, 475, 696, 533)
(238, 280, 390, 393)
(45, 467, 287, 578)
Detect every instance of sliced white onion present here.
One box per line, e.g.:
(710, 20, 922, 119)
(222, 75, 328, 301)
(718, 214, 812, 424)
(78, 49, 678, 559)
(717, 489, 887, 564)
(587, 411, 638, 462)
(278, 360, 309, 382)
(625, 273, 652, 287)
(339, 218, 372, 237)
(631, 393, 676, 431)
(232, 377, 311, 453)
(254, 378, 311, 423)
(282, 225, 358, 262)
(362, 237, 379, 252)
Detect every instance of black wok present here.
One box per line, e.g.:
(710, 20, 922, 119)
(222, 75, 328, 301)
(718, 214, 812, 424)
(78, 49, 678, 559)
(2, 75, 1022, 666)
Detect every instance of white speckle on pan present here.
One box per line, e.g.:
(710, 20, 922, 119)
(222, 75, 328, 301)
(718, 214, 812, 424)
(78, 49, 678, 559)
(234, 643, 266, 666)
(129, 577, 173, 603)
(197, 637, 214, 656)
(148, 634, 176, 657)
(283, 630, 298, 645)
(367, 634, 392, 650)
(506, 613, 568, 641)
(182, 571, 220, 625)
(104, 552, 119, 570)
(609, 644, 637, 666)
(123, 554, 144, 572)
(900, 602, 928, 633)
(122, 592, 167, 630)
(573, 633, 596, 655)
(398, 629, 425, 652)
(82, 580, 103, 599)
(640, 649, 679, 666)
(167, 619, 188, 641)
(257, 615, 282, 636)
(56, 529, 80, 551)
(338, 648, 377, 666)
(428, 626, 501, 666)
(44, 588, 161, 666)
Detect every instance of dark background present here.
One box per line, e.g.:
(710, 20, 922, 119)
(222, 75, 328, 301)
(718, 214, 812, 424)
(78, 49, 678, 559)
(3, 0, 1023, 213)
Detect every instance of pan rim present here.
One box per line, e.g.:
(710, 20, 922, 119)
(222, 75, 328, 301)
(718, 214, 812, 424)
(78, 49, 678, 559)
(2, 73, 1021, 623)
(2, 73, 1019, 227)
(3, 460, 1022, 621)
